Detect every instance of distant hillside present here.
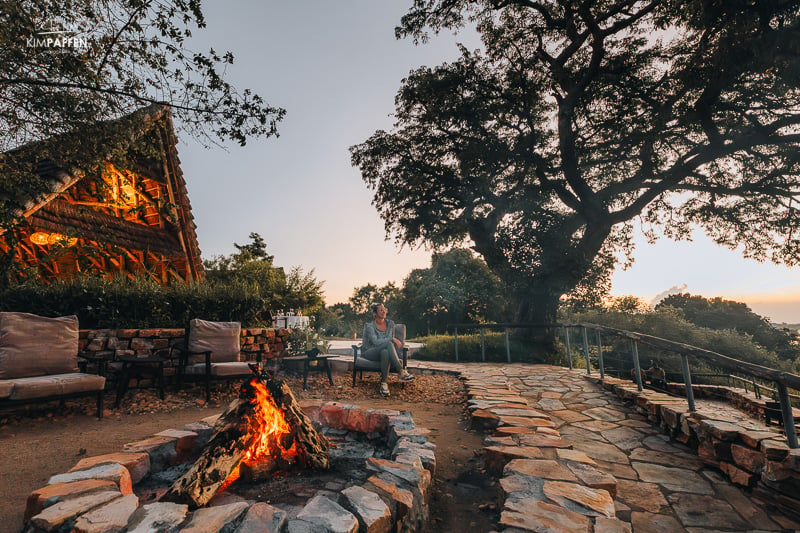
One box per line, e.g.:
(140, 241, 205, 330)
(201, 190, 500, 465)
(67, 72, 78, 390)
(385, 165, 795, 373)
(774, 323, 800, 333)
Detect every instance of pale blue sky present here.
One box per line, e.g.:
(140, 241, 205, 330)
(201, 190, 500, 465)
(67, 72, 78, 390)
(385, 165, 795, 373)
(177, 1, 799, 322)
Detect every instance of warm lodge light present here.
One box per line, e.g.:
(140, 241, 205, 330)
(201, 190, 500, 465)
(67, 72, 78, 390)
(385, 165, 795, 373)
(222, 379, 298, 489)
(29, 231, 78, 246)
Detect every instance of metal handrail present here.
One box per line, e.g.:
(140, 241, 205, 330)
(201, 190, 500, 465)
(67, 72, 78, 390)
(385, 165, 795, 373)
(446, 321, 800, 448)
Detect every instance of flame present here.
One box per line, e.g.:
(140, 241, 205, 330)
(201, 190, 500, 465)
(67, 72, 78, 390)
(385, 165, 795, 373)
(221, 379, 297, 490)
(244, 379, 297, 463)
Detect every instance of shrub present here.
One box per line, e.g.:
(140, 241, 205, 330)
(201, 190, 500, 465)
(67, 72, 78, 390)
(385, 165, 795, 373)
(414, 331, 552, 363)
(570, 307, 791, 382)
(0, 276, 269, 328)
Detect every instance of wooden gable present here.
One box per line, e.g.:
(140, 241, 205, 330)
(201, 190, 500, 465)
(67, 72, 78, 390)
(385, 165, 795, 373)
(0, 106, 203, 285)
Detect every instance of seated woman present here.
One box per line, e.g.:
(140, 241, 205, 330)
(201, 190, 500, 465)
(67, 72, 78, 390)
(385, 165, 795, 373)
(362, 303, 414, 397)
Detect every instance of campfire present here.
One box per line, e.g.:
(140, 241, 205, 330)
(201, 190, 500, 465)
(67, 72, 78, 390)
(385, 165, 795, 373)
(162, 367, 330, 508)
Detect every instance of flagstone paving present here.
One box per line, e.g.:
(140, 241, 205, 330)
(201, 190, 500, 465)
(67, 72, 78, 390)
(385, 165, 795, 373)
(409, 361, 800, 532)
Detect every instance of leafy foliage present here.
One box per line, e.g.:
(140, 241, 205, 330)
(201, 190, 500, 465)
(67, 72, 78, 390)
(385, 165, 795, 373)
(353, 0, 800, 326)
(202, 232, 324, 316)
(1, 1, 283, 230)
(573, 306, 794, 377)
(348, 283, 401, 319)
(393, 248, 506, 336)
(656, 293, 800, 362)
(414, 331, 551, 363)
(0, 275, 268, 328)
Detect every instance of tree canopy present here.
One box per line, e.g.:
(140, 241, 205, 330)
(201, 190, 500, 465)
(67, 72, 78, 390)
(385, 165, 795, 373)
(1, 0, 283, 228)
(656, 293, 799, 362)
(394, 248, 505, 335)
(352, 0, 800, 326)
(203, 233, 324, 316)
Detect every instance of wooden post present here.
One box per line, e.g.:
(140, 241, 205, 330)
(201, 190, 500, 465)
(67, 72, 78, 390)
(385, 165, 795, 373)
(582, 327, 591, 375)
(596, 330, 605, 380)
(505, 327, 511, 363)
(454, 327, 459, 362)
(564, 327, 573, 370)
(776, 382, 799, 449)
(631, 340, 643, 392)
(680, 354, 696, 412)
(480, 327, 486, 362)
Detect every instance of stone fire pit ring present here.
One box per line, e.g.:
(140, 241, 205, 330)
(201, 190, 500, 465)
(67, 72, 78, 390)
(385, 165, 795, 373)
(24, 401, 435, 533)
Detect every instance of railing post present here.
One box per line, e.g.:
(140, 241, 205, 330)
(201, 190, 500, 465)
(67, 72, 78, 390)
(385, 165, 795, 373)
(631, 340, 643, 392)
(564, 327, 573, 370)
(480, 327, 486, 362)
(680, 354, 696, 412)
(454, 327, 459, 362)
(582, 327, 591, 375)
(776, 382, 799, 449)
(505, 327, 511, 363)
(595, 330, 605, 380)
(754, 381, 761, 400)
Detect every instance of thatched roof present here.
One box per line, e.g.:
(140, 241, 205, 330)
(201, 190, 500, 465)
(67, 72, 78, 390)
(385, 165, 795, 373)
(3, 105, 203, 280)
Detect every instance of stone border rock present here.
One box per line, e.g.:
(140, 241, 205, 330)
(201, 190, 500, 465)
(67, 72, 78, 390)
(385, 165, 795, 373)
(588, 375, 800, 521)
(24, 401, 434, 533)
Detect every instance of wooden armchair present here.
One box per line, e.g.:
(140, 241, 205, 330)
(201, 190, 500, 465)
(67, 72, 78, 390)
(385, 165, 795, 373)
(172, 319, 264, 402)
(351, 323, 408, 386)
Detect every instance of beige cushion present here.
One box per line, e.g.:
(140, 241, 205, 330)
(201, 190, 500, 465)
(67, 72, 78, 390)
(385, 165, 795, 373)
(187, 319, 241, 364)
(184, 362, 252, 377)
(0, 381, 13, 399)
(7, 373, 105, 401)
(57, 373, 106, 395)
(0, 312, 79, 379)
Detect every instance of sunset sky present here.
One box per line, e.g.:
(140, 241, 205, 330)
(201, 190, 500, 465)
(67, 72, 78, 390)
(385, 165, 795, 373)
(177, 1, 799, 323)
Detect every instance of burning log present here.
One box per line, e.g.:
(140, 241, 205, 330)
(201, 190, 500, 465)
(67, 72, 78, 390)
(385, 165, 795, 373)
(161, 371, 330, 508)
(264, 376, 331, 471)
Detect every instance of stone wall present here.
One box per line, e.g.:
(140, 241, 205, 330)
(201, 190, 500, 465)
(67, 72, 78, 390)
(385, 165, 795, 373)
(591, 376, 800, 519)
(78, 327, 291, 361)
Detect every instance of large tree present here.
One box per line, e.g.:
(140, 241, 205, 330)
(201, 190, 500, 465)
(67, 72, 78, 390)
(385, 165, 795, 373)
(1, 0, 283, 227)
(351, 0, 800, 330)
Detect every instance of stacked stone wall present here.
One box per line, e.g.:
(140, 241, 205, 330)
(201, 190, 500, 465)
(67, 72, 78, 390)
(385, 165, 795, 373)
(78, 327, 291, 361)
(591, 376, 800, 519)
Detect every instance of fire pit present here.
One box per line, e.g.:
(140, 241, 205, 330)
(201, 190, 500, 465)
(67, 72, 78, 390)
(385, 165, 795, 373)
(23, 378, 435, 533)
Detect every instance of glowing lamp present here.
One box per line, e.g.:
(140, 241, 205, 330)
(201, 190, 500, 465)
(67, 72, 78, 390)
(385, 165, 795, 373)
(29, 232, 51, 245)
(29, 231, 78, 246)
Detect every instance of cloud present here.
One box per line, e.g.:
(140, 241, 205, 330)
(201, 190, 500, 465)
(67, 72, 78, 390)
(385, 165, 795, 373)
(650, 284, 688, 307)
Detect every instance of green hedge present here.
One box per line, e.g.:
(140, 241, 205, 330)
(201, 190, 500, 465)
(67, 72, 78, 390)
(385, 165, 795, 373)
(0, 276, 269, 328)
(414, 331, 554, 363)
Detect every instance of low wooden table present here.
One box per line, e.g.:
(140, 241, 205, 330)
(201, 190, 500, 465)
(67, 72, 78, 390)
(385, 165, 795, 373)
(282, 354, 335, 390)
(115, 354, 169, 407)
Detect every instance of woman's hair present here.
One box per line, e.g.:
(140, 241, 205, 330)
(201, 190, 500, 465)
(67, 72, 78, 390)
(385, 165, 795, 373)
(370, 302, 383, 314)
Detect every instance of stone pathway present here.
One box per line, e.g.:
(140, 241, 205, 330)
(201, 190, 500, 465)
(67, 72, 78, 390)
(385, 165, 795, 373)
(408, 361, 800, 533)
